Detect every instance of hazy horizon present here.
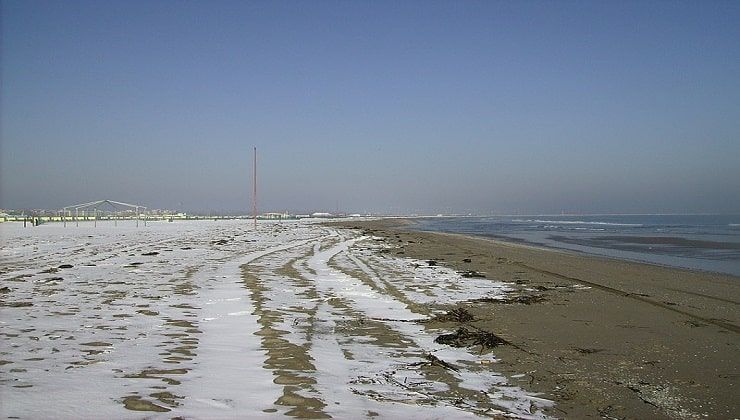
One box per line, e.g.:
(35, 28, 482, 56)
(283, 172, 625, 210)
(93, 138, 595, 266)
(2, 1, 739, 215)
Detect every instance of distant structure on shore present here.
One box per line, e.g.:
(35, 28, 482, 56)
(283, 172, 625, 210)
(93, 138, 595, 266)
(0, 206, 366, 224)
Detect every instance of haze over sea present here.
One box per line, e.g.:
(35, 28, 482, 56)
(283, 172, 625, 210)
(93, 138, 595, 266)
(412, 214, 740, 276)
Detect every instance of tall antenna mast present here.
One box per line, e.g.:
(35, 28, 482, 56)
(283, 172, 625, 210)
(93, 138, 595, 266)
(253, 146, 257, 229)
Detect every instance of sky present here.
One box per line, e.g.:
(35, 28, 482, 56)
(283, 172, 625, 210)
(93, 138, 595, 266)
(2, 0, 739, 215)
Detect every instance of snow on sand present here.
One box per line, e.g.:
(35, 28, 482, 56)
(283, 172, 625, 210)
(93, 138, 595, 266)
(1, 220, 551, 419)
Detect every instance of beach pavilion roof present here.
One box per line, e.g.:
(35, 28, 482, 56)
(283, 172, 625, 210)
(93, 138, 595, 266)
(61, 199, 147, 214)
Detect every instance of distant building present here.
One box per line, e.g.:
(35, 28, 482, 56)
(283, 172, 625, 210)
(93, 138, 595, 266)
(261, 212, 290, 220)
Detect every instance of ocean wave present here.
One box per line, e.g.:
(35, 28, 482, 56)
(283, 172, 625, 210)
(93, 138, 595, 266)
(543, 225, 606, 231)
(513, 219, 643, 227)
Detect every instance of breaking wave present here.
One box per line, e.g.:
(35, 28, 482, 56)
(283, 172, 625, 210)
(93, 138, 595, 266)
(513, 219, 643, 227)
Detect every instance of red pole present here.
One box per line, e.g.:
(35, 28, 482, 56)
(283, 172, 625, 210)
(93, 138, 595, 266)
(253, 147, 257, 229)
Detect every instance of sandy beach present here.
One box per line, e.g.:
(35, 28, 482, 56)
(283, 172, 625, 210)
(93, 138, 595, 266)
(2, 218, 737, 419)
(333, 218, 740, 419)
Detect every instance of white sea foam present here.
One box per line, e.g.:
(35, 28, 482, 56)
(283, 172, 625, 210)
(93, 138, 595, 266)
(514, 219, 643, 227)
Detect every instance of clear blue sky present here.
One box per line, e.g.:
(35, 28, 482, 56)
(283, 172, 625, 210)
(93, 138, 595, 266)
(2, 0, 739, 214)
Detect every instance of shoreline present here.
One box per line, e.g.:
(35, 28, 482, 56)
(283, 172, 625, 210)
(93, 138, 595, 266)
(382, 217, 740, 279)
(332, 218, 740, 419)
(436, 230, 740, 279)
(385, 217, 740, 278)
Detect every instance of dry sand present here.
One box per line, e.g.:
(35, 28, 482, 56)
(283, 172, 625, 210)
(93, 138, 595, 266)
(334, 219, 740, 419)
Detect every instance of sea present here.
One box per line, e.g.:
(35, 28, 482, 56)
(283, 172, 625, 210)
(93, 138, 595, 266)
(410, 215, 740, 277)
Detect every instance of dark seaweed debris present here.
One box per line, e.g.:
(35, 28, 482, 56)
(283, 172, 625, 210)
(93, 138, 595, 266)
(435, 327, 509, 349)
(409, 353, 459, 371)
(424, 353, 459, 371)
(429, 308, 475, 323)
(473, 294, 545, 305)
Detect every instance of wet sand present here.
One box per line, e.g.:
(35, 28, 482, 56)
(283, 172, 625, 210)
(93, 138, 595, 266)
(334, 219, 740, 419)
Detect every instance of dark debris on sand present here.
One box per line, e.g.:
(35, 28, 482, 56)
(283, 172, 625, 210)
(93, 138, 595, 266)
(409, 354, 460, 372)
(459, 270, 486, 278)
(435, 327, 509, 350)
(427, 307, 475, 323)
(424, 353, 459, 371)
(574, 347, 604, 354)
(472, 294, 546, 305)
